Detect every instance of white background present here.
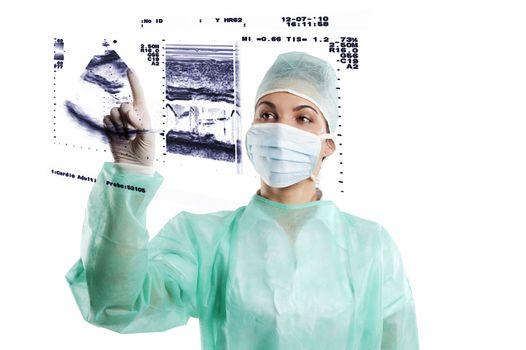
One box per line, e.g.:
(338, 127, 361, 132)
(2, 0, 525, 349)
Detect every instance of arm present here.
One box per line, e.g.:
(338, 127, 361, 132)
(379, 225, 420, 350)
(65, 162, 199, 333)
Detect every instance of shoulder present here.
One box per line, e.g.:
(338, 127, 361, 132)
(339, 210, 409, 285)
(340, 211, 383, 233)
(338, 210, 401, 259)
(340, 211, 406, 277)
(339, 211, 385, 245)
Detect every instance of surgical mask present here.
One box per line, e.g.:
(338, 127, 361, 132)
(245, 123, 332, 188)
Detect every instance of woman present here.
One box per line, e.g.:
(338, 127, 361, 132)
(66, 51, 419, 349)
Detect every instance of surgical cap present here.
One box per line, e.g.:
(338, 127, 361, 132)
(254, 51, 339, 134)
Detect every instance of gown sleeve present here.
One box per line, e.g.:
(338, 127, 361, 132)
(379, 225, 420, 350)
(65, 162, 199, 333)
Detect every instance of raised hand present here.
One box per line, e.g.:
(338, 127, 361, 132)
(103, 68, 155, 167)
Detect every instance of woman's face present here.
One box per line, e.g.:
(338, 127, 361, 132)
(253, 91, 336, 167)
(253, 92, 328, 135)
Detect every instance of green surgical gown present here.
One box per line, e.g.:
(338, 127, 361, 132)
(66, 162, 419, 349)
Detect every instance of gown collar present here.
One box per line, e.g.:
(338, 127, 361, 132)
(251, 189, 335, 210)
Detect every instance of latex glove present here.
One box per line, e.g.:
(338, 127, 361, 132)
(103, 68, 155, 167)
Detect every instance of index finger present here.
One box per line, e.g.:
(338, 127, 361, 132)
(127, 68, 146, 106)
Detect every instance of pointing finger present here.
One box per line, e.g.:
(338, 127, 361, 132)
(127, 68, 146, 107)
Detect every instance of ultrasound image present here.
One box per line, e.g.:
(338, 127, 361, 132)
(81, 50, 129, 95)
(62, 46, 132, 143)
(165, 44, 241, 163)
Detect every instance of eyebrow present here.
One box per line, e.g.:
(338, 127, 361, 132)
(256, 100, 319, 114)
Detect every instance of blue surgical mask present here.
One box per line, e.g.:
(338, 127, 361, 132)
(245, 123, 332, 188)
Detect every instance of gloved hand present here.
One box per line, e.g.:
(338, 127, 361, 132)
(103, 68, 155, 167)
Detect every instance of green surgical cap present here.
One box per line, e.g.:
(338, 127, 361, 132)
(254, 51, 339, 134)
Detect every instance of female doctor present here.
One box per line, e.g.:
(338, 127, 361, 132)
(66, 51, 419, 349)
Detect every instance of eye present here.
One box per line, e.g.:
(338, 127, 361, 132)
(258, 112, 277, 121)
(297, 115, 312, 124)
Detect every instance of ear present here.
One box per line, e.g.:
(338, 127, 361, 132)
(322, 138, 336, 161)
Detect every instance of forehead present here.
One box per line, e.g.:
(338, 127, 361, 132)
(255, 92, 320, 112)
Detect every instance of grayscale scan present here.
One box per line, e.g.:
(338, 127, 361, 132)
(51, 13, 366, 204)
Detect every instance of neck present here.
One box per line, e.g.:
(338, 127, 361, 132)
(258, 178, 321, 205)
